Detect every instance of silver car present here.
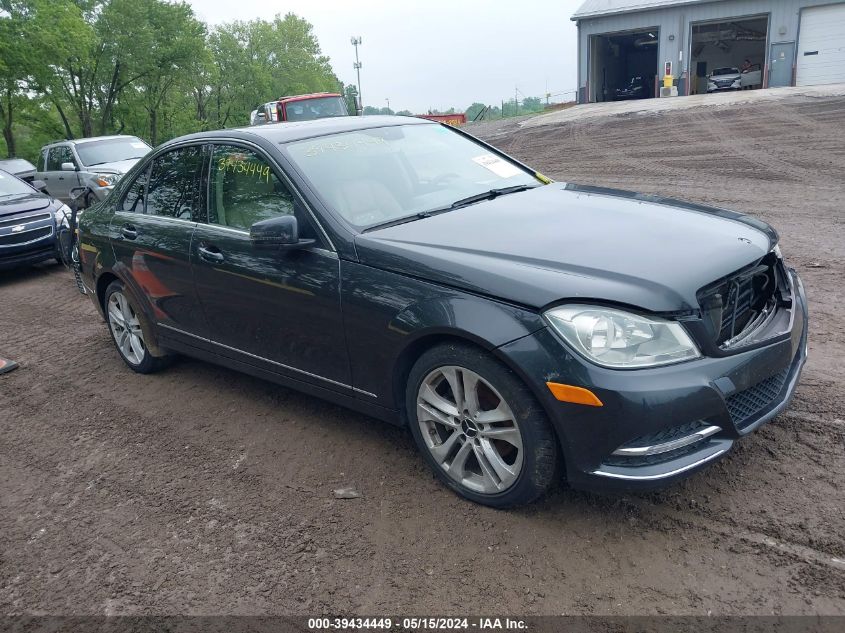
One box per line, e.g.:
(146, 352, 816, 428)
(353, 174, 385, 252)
(35, 135, 151, 207)
(707, 67, 742, 92)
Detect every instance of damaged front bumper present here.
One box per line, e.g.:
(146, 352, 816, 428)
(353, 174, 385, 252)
(496, 268, 808, 492)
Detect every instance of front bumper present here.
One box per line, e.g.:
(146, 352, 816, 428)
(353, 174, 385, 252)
(497, 268, 808, 492)
(0, 223, 59, 270)
(708, 81, 741, 92)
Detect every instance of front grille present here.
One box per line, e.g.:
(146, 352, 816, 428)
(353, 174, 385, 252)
(726, 368, 789, 429)
(699, 258, 780, 348)
(0, 212, 51, 229)
(0, 226, 52, 246)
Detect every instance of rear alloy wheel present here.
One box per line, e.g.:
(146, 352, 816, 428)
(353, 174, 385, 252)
(104, 280, 171, 374)
(407, 343, 558, 507)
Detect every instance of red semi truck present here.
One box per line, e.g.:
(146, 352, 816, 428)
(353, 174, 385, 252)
(250, 93, 349, 125)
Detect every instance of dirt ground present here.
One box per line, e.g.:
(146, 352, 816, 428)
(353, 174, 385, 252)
(2, 94, 844, 616)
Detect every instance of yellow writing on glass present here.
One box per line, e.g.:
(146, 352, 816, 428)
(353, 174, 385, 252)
(217, 156, 270, 183)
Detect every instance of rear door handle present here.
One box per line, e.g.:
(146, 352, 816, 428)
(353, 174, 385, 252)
(120, 224, 138, 240)
(198, 244, 224, 263)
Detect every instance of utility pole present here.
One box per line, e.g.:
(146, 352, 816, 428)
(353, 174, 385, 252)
(515, 86, 519, 115)
(351, 36, 363, 114)
(385, 97, 390, 113)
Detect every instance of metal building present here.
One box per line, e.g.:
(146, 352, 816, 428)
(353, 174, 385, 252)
(572, 0, 845, 102)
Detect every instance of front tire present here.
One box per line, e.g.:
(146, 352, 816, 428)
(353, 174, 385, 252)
(406, 343, 559, 508)
(104, 280, 171, 374)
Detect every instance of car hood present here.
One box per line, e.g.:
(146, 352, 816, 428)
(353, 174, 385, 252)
(354, 183, 776, 313)
(83, 158, 141, 174)
(0, 192, 52, 217)
(711, 74, 741, 81)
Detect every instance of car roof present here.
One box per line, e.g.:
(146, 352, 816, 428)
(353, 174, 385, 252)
(164, 115, 436, 148)
(44, 135, 141, 147)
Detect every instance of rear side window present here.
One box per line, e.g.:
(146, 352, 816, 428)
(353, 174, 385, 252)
(38, 149, 48, 172)
(145, 146, 203, 219)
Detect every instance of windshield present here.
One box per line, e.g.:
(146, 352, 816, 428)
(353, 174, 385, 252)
(0, 170, 35, 197)
(285, 123, 540, 229)
(284, 96, 348, 122)
(713, 68, 739, 76)
(75, 137, 151, 166)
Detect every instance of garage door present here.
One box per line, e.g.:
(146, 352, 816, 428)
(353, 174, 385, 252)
(796, 4, 845, 86)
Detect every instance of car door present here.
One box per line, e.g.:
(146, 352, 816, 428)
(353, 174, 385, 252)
(110, 144, 208, 338)
(41, 145, 79, 203)
(190, 142, 352, 392)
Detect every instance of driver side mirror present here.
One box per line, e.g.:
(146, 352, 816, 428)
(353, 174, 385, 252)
(61, 162, 78, 172)
(32, 179, 49, 194)
(250, 215, 315, 250)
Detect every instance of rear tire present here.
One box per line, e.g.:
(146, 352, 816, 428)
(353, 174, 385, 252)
(406, 342, 559, 508)
(104, 280, 172, 374)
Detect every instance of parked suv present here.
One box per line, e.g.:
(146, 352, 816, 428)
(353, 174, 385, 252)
(36, 135, 151, 208)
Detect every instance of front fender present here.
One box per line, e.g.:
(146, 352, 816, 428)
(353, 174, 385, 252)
(341, 261, 544, 408)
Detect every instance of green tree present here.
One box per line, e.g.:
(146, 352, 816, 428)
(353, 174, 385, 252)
(0, 0, 89, 155)
(209, 13, 341, 128)
(465, 102, 487, 121)
(344, 84, 359, 114)
(103, 0, 206, 144)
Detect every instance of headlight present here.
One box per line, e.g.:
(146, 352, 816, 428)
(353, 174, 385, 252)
(54, 204, 72, 228)
(92, 173, 119, 187)
(544, 305, 701, 369)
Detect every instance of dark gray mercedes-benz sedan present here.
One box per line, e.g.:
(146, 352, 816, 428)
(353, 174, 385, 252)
(75, 116, 807, 507)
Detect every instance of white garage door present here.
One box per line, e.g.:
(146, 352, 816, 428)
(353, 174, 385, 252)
(796, 4, 845, 86)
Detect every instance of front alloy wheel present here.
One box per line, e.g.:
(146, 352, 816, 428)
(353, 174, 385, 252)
(417, 366, 523, 494)
(407, 343, 558, 507)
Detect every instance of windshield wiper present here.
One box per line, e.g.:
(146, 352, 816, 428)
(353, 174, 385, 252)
(363, 210, 437, 233)
(445, 184, 538, 210)
(362, 184, 537, 233)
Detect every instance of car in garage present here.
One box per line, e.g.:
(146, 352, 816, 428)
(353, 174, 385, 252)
(74, 116, 807, 507)
(35, 135, 151, 208)
(0, 167, 70, 270)
(613, 76, 652, 100)
(707, 67, 742, 92)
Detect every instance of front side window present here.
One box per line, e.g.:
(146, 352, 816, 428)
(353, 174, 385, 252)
(46, 146, 75, 171)
(145, 146, 203, 219)
(120, 167, 148, 213)
(285, 123, 540, 229)
(209, 145, 297, 231)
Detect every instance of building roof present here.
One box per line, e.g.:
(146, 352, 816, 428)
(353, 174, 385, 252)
(572, 0, 725, 21)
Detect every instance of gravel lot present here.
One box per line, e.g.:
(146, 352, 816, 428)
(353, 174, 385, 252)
(2, 94, 844, 616)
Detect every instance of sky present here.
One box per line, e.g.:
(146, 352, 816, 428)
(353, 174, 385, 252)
(189, 0, 582, 114)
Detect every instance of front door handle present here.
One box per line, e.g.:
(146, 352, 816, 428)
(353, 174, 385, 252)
(120, 224, 138, 240)
(198, 244, 225, 263)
